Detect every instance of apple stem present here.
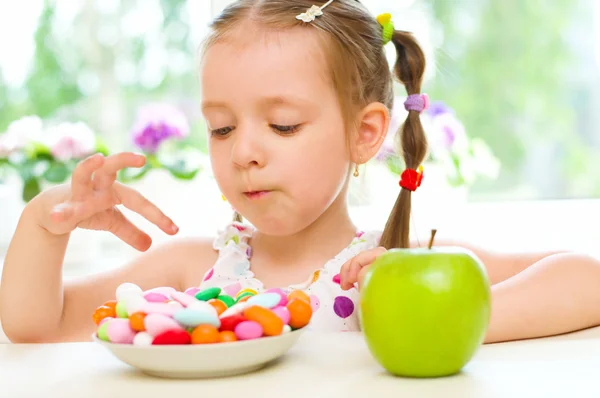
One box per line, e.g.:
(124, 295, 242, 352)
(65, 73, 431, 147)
(428, 229, 437, 249)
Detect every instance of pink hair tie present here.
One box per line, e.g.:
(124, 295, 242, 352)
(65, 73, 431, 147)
(403, 93, 429, 113)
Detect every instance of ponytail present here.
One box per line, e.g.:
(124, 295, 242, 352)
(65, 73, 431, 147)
(378, 30, 428, 250)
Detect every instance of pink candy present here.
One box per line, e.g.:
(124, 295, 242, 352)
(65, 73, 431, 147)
(234, 321, 264, 340)
(184, 287, 201, 296)
(143, 292, 169, 303)
(141, 302, 183, 317)
(171, 291, 200, 307)
(106, 318, 136, 344)
(271, 306, 291, 324)
(265, 288, 288, 307)
(144, 313, 184, 336)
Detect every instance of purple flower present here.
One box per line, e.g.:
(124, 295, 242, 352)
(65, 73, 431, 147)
(130, 103, 189, 153)
(426, 101, 453, 118)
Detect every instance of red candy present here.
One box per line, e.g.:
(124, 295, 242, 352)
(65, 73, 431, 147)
(219, 314, 246, 332)
(152, 330, 191, 345)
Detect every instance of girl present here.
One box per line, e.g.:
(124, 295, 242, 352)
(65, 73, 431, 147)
(2, 0, 600, 344)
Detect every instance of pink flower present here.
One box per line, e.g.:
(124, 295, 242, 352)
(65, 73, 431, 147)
(45, 122, 97, 162)
(0, 116, 44, 157)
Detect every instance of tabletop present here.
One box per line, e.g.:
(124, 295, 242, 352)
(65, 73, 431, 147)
(2, 328, 600, 398)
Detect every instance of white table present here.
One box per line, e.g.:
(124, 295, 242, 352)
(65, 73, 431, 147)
(2, 329, 600, 398)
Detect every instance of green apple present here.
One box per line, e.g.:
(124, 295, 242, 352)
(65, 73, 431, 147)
(359, 243, 491, 378)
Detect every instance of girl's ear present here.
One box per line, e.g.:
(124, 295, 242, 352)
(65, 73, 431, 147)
(351, 101, 390, 165)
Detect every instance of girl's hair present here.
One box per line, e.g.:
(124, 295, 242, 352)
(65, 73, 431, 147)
(203, 0, 427, 249)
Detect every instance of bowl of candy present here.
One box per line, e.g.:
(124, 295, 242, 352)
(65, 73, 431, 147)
(92, 283, 313, 379)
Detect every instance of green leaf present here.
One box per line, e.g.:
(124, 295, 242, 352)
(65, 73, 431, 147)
(43, 161, 70, 183)
(25, 142, 53, 160)
(163, 160, 201, 180)
(118, 162, 152, 183)
(385, 155, 404, 175)
(95, 138, 110, 156)
(22, 177, 41, 202)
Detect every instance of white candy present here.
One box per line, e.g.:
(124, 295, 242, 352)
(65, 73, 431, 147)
(187, 300, 219, 317)
(133, 332, 153, 346)
(283, 325, 292, 333)
(219, 301, 248, 318)
(123, 295, 147, 315)
(116, 283, 143, 302)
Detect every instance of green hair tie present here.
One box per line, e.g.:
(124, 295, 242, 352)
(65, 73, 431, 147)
(376, 13, 394, 45)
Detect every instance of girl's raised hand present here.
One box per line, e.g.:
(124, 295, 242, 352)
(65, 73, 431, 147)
(42, 152, 178, 251)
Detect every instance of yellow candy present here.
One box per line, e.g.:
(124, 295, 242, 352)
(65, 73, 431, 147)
(236, 288, 258, 299)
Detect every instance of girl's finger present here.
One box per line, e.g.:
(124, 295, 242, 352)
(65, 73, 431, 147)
(114, 183, 179, 235)
(340, 247, 387, 290)
(107, 207, 153, 252)
(71, 153, 105, 198)
(93, 152, 146, 191)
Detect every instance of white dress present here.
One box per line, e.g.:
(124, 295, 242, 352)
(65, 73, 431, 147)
(197, 222, 381, 332)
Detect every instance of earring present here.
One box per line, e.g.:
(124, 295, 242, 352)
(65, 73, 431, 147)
(353, 164, 360, 177)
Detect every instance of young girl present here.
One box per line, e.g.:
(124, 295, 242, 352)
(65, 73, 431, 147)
(2, 0, 600, 344)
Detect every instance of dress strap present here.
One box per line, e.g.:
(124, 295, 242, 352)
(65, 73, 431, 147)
(212, 222, 254, 258)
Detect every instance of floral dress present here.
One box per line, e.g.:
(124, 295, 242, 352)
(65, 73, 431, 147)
(198, 222, 381, 332)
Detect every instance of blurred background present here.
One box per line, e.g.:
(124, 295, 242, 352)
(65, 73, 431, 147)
(0, 0, 599, 269)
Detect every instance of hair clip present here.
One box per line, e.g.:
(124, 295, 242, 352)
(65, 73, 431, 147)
(399, 165, 424, 191)
(296, 0, 334, 23)
(376, 13, 395, 45)
(404, 93, 430, 113)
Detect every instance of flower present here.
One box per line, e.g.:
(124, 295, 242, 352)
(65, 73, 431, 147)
(44, 121, 98, 162)
(0, 116, 44, 158)
(130, 103, 190, 154)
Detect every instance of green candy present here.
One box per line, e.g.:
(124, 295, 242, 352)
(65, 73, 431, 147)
(195, 287, 221, 301)
(116, 301, 128, 318)
(97, 321, 110, 342)
(217, 295, 235, 308)
(235, 292, 254, 302)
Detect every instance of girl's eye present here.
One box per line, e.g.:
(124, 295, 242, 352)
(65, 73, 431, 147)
(211, 126, 233, 136)
(271, 124, 301, 134)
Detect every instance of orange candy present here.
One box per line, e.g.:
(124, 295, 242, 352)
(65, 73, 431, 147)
(286, 298, 312, 329)
(236, 295, 252, 303)
(243, 305, 284, 336)
(191, 325, 220, 344)
(208, 298, 228, 316)
(103, 300, 118, 312)
(92, 305, 116, 325)
(218, 331, 238, 343)
(129, 312, 147, 332)
(287, 290, 311, 305)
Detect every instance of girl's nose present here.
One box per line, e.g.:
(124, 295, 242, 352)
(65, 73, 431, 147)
(230, 124, 266, 169)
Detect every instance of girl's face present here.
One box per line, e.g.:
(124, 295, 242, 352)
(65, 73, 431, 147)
(201, 24, 352, 236)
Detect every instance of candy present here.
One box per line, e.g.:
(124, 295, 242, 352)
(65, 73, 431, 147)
(244, 305, 284, 336)
(287, 298, 313, 329)
(174, 308, 220, 329)
(287, 290, 311, 305)
(129, 312, 146, 332)
(116, 283, 143, 302)
(234, 321, 264, 340)
(272, 306, 291, 325)
(98, 317, 113, 327)
(116, 302, 128, 318)
(208, 299, 228, 316)
(123, 295, 147, 315)
(235, 292, 254, 303)
(103, 300, 118, 312)
(191, 325, 220, 344)
(195, 287, 221, 301)
(219, 301, 248, 318)
(219, 331, 238, 343)
(265, 288, 289, 307)
(171, 291, 200, 307)
(246, 293, 280, 309)
(236, 288, 257, 299)
(97, 320, 111, 341)
(152, 330, 191, 345)
(219, 313, 247, 332)
(143, 292, 169, 303)
(184, 287, 201, 296)
(92, 305, 115, 325)
(133, 331, 153, 346)
(106, 318, 136, 344)
(141, 302, 183, 316)
(145, 286, 176, 297)
(283, 325, 292, 333)
(216, 294, 235, 308)
(187, 300, 219, 315)
(144, 313, 184, 336)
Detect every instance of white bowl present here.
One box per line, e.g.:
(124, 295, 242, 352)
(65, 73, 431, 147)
(93, 328, 305, 379)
